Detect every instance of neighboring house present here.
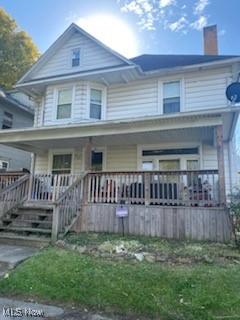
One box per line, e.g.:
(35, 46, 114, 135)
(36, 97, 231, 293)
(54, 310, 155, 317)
(0, 87, 34, 171)
(0, 24, 239, 243)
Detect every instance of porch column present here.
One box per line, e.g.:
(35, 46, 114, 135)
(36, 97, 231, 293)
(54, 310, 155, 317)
(84, 137, 93, 172)
(216, 125, 226, 205)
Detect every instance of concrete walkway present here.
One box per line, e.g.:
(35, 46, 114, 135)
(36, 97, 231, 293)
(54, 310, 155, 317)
(0, 244, 39, 275)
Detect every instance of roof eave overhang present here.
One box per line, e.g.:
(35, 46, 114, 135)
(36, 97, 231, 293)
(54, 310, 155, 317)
(142, 57, 240, 78)
(0, 96, 34, 116)
(15, 65, 139, 92)
(1, 107, 239, 149)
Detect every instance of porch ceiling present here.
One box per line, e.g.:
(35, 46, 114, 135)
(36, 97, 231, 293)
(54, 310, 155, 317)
(3, 126, 215, 154)
(0, 111, 225, 154)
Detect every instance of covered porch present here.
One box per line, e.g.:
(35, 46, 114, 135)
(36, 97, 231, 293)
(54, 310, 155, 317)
(0, 170, 229, 243)
(0, 111, 230, 242)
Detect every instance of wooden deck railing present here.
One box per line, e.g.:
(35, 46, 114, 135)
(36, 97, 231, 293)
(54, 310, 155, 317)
(87, 170, 220, 207)
(28, 174, 81, 202)
(52, 174, 86, 242)
(0, 173, 25, 192)
(0, 174, 30, 217)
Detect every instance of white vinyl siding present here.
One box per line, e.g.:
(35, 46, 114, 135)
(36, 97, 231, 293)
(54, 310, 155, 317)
(185, 69, 229, 112)
(202, 144, 218, 170)
(38, 68, 230, 126)
(35, 154, 49, 174)
(32, 32, 124, 80)
(106, 146, 137, 171)
(107, 80, 158, 120)
(202, 143, 231, 195)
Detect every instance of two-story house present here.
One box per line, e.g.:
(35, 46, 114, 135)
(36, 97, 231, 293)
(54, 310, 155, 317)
(0, 87, 34, 171)
(0, 24, 239, 243)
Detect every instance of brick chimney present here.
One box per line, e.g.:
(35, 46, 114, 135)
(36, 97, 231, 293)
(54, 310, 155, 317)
(203, 25, 218, 55)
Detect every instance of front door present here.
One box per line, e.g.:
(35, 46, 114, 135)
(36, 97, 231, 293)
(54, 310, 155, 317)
(91, 151, 103, 171)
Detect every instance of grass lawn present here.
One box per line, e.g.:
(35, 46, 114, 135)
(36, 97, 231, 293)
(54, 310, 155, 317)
(0, 233, 240, 320)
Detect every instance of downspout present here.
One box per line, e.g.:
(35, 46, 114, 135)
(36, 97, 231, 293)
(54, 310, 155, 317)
(228, 141, 233, 191)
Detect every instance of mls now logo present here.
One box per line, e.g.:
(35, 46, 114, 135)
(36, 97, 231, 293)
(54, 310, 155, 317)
(3, 307, 23, 317)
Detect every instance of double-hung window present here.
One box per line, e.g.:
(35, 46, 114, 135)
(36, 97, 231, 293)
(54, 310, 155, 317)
(163, 81, 180, 114)
(56, 88, 72, 120)
(52, 154, 72, 174)
(90, 88, 102, 119)
(71, 49, 80, 67)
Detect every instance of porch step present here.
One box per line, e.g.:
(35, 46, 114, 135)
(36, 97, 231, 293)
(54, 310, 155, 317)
(2, 219, 52, 225)
(0, 233, 50, 248)
(0, 204, 53, 238)
(0, 226, 52, 234)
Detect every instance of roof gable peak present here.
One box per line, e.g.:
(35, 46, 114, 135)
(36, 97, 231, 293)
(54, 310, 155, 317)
(17, 23, 135, 85)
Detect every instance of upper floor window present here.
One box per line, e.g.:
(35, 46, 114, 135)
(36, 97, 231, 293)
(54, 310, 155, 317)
(163, 81, 180, 114)
(56, 88, 72, 120)
(90, 88, 102, 119)
(71, 49, 81, 68)
(2, 111, 13, 129)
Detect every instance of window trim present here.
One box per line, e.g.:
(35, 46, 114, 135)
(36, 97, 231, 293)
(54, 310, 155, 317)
(158, 78, 185, 115)
(49, 150, 74, 175)
(137, 143, 202, 171)
(87, 84, 106, 120)
(53, 85, 75, 123)
(69, 47, 82, 69)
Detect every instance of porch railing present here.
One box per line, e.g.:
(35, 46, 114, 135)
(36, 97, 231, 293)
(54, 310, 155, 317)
(52, 173, 86, 242)
(28, 174, 82, 202)
(0, 174, 30, 217)
(0, 173, 25, 192)
(87, 170, 220, 207)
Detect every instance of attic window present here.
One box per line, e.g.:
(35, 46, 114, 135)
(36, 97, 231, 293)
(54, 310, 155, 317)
(71, 49, 80, 67)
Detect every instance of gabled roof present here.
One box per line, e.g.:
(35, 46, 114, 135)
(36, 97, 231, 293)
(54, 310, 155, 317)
(130, 54, 240, 73)
(17, 23, 136, 85)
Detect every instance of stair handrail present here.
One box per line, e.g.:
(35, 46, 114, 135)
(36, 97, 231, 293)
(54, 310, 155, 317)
(0, 174, 30, 217)
(51, 173, 87, 242)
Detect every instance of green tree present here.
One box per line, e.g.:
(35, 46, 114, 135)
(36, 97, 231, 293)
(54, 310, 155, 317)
(0, 8, 40, 89)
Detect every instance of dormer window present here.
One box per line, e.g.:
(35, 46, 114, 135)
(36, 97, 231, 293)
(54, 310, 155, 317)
(71, 49, 80, 67)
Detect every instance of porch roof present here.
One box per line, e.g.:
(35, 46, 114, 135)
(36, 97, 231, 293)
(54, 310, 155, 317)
(0, 108, 233, 154)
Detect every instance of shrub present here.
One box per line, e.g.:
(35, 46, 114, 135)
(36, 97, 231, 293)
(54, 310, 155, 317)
(225, 187, 240, 247)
